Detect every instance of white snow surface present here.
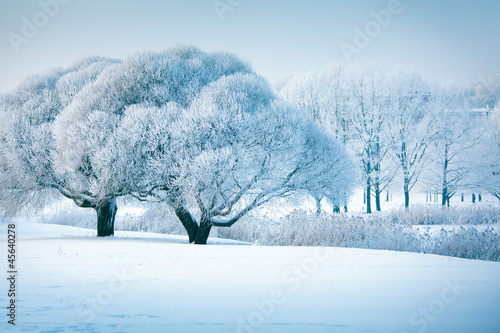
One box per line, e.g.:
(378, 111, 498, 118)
(1, 222, 500, 333)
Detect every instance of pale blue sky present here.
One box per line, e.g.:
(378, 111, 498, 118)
(1, 0, 499, 93)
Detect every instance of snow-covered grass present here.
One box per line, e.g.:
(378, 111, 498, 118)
(389, 204, 500, 225)
(216, 211, 500, 262)
(20, 197, 500, 262)
(1, 222, 500, 333)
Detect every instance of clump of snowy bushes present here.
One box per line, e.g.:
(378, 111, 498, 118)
(215, 210, 500, 262)
(390, 205, 500, 225)
(423, 227, 500, 262)
(26, 200, 500, 261)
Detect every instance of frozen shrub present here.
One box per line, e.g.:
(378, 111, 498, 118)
(391, 204, 500, 225)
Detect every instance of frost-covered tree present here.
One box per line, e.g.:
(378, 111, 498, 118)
(424, 84, 480, 206)
(162, 74, 354, 244)
(473, 74, 500, 109)
(53, 46, 253, 237)
(280, 65, 400, 213)
(387, 70, 434, 209)
(345, 65, 394, 213)
(0, 57, 119, 222)
(470, 107, 500, 202)
(279, 65, 354, 212)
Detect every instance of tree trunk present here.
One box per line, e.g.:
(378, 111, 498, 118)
(96, 198, 117, 237)
(403, 177, 410, 210)
(441, 186, 448, 207)
(315, 196, 322, 216)
(333, 204, 340, 213)
(174, 206, 199, 243)
(366, 181, 372, 214)
(375, 184, 381, 212)
(366, 159, 372, 213)
(194, 214, 212, 245)
(441, 145, 449, 207)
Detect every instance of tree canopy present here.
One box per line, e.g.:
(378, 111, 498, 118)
(0, 46, 355, 243)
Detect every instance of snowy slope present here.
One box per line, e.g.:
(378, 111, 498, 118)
(1, 223, 499, 333)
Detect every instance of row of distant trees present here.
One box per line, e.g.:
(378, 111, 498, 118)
(279, 66, 500, 213)
(0, 46, 355, 243)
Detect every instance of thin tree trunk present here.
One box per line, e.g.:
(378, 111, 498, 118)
(441, 186, 448, 206)
(442, 145, 449, 207)
(374, 182, 381, 212)
(403, 175, 410, 210)
(96, 197, 117, 237)
(174, 206, 199, 243)
(315, 196, 321, 216)
(194, 214, 212, 245)
(366, 180, 372, 214)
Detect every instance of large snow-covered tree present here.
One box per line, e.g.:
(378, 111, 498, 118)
(53, 46, 253, 237)
(0, 57, 119, 225)
(161, 73, 354, 244)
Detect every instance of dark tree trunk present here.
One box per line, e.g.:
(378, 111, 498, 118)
(441, 187, 448, 206)
(174, 206, 199, 243)
(366, 179, 372, 214)
(96, 198, 117, 237)
(333, 204, 340, 213)
(441, 145, 449, 207)
(315, 196, 322, 216)
(194, 215, 212, 245)
(403, 178, 410, 210)
(375, 186, 381, 212)
(344, 204, 348, 213)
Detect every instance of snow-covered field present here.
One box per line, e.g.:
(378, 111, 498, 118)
(1, 222, 500, 333)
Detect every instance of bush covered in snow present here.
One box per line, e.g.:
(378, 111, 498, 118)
(390, 204, 500, 225)
(423, 226, 500, 261)
(216, 209, 500, 261)
(15, 197, 500, 262)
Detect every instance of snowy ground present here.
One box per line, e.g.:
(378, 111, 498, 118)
(1, 223, 500, 333)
